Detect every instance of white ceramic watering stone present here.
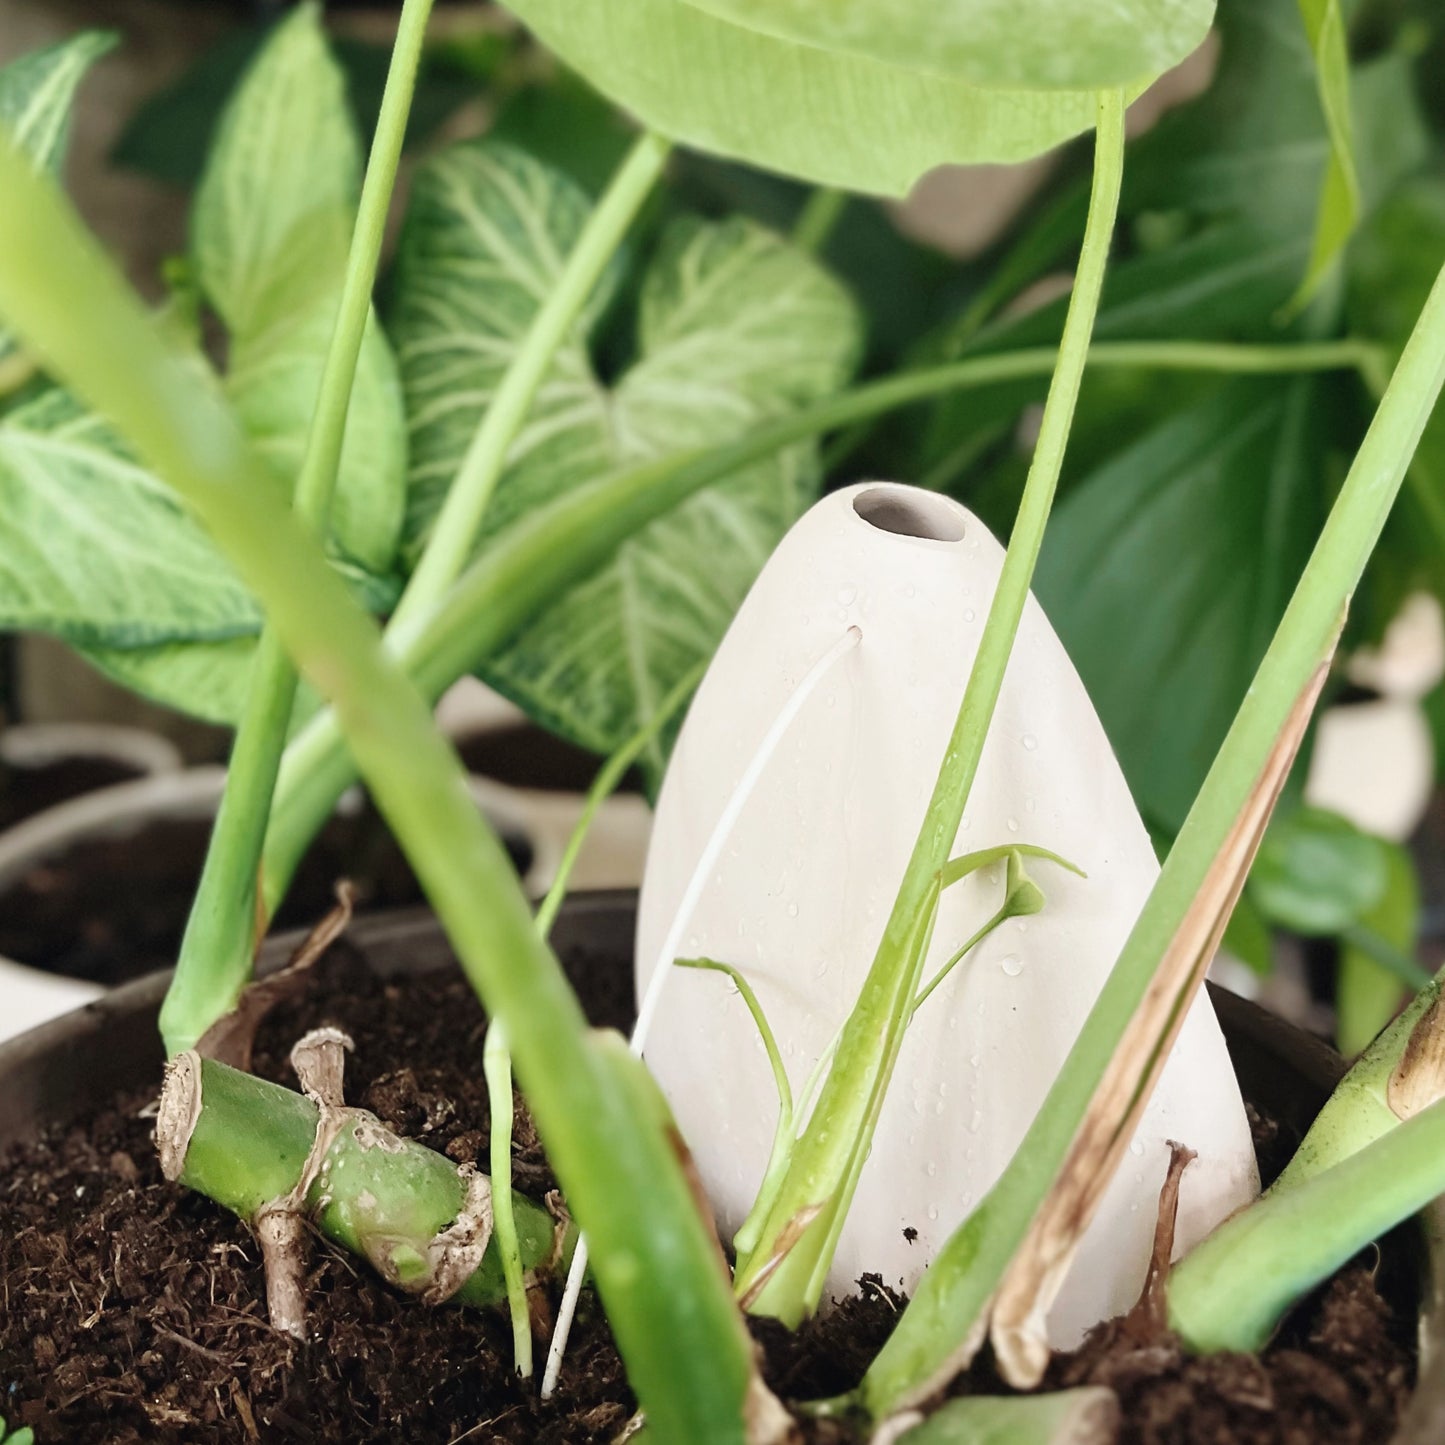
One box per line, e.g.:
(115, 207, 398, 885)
(636, 482, 1258, 1346)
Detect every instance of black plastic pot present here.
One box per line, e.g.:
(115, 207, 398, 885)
(1, 892, 1441, 1440)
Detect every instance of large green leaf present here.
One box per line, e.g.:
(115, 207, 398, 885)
(0, 31, 115, 371)
(497, 0, 1121, 195)
(1349, 176, 1445, 627)
(391, 140, 861, 776)
(191, 2, 405, 576)
(1127, 0, 1335, 238)
(1249, 806, 1390, 937)
(1034, 377, 1325, 834)
(678, 0, 1213, 92)
(60, 4, 411, 723)
(1336, 838, 1420, 1056)
(0, 389, 258, 645)
(0, 382, 397, 723)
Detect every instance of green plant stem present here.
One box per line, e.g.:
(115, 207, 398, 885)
(1271, 967, 1444, 1193)
(1168, 1094, 1445, 1354)
(733, 89, 1128, 1328)
(389, 130, 670, 634)
(678, 956, 796, 1261)
(482, 1021, 533, 1375)
(164, 1053, 561, 1307)
(258, 334, 1376, 919)
(484, 665, 700, 1378)
(159, 0, 436, 1057)
(862, 259, 1445, 1424)
(0, 140, 758, 1445)
(1340, 921, 1431, 991)
(793, 187, 848, 254)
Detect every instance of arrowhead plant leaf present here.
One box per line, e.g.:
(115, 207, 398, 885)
(390, 140, 862, 782)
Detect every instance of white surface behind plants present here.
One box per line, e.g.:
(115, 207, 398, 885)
(637, 482, 1259, 1346)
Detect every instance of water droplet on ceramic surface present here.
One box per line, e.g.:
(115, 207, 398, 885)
(926, 1161, 937, 1178)
(801, 612, 811, 626)
(999, 954, 1023, 977)
(947, 1014, 958, 1030)
(1006, 817, 1019, 833)
(688, 935, 699, 950)
(1016, 921, 1029, 935)
(913, 1098, 925, 1116)
(964, 608, 976, 622)
(826, 692, 837, 707)
(813, 959, 828, 979)
(934, 1100, 945, 1115)
(969, 1110, 983, 1133)
(927, 1205, 940, 1222)
(1021, 733, 1039, 751)
(904, 584, 916, 598)
(836, 585, 857, 606)
(1129, 1139, 1145, 1157)
(786, 902, 799, 918)
(836, 609, 850, 622)
(969, 1055, 980, 1069)
(1024, 796, 1037, 814)
(959, 815, 972, 831)
(737, 920, 747, 937)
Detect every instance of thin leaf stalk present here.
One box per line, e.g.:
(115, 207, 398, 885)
(862, 255, 1445, 1422)
(733, 88, 1128, 1327)
(159, 0, 437, 1056)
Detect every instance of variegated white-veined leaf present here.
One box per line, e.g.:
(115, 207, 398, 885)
(391, 140, 862, 782)
(192, 2, 406, 577)
(0, 31, 115, 373)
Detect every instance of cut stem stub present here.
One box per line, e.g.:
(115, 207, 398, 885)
(157, 1049, 568, 1321)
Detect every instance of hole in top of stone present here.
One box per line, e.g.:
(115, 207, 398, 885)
(852, 487, 965, 542)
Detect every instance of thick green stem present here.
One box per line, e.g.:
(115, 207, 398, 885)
(389, 130, 670, 632)
(734, 89, 1128, 1327)
(259, 335, 1372, 919)
(159, 1052, 562, 1308)
(0, 141, 758, 1444)
(863, 260, 1445, 1423)
(159, 0, 436, 1057)
(1168, 1095, 1445, 1354)
(1270, 967, 1445, 1193)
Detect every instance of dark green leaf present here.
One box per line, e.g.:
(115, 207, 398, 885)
(1249, 806, 1391, 937)
(1337, 840, 1421, 1055)
(112, 22, 483, 190)
(1034, 378, 1325, 834)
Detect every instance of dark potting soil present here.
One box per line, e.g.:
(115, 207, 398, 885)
(0, 755, 142, 833)
(0, 935, 1420, 1444)
(0, 807, 532, 986)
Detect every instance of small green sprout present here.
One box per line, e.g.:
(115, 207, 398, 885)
(0, 1413, 36, 1445)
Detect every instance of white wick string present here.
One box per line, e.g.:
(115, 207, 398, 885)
(541, 625, 862, 1399)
